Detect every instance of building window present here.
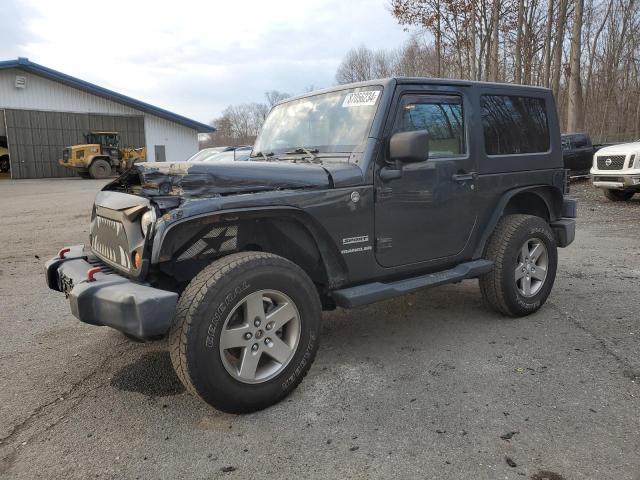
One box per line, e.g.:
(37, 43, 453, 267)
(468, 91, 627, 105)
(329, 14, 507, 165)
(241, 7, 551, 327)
(481, 95, 549, 155)
(154, 145, 166, 162)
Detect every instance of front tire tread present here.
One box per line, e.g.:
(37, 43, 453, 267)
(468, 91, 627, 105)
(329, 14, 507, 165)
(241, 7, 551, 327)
(169, 251, 320, 413)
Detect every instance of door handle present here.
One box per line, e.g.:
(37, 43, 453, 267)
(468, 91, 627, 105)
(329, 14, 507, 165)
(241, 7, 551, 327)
(452, 172, 477, 182)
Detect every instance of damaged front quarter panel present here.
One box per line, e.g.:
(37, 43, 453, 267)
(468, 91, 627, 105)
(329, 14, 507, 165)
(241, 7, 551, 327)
(102, 158, 367, 282)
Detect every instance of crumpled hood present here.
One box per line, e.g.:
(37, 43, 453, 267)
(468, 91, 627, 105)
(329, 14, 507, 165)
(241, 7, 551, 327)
(127, 160, 335, 197)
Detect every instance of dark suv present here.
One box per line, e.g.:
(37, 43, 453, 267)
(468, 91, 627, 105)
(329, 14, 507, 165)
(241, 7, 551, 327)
(45, 78, 576, 413)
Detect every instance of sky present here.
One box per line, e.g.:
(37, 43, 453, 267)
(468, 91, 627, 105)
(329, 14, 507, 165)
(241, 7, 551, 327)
(1, 0, 410, 125)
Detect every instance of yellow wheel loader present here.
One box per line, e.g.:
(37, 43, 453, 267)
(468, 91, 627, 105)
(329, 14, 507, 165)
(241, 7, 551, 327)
(59, 132, 146, 179)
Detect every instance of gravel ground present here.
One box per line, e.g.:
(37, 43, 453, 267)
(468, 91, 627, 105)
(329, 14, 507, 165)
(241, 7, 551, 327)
(0, 177, 638, 480)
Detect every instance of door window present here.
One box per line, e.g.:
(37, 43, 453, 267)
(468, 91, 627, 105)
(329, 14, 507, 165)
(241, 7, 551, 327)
(393, 95, 465, 158)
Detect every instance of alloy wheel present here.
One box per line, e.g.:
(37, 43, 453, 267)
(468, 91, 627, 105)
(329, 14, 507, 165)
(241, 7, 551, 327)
(515, 238, 549, 297)
(219, 289, 301, 384)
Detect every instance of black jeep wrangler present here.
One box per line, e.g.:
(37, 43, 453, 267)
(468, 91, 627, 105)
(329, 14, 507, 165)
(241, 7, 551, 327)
(45, 78, 576, 413)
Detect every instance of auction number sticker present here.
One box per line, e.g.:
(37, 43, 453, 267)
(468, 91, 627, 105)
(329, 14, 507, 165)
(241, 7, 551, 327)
(342, 90, 380, 107)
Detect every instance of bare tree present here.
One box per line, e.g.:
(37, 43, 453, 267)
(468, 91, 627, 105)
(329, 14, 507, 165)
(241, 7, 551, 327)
(335, 45, 375, 84)
(567, 0, 585, 132)
(514, 0, 525, 83)
(265, 90, 291, 107)
(551, 0, 569, 99)
(372, 49, 400, 77)
(542, 0, 554, 87)
(382, 0, 640, 140)
(584, 0, 611, 101)
(489, 0, 501, 81)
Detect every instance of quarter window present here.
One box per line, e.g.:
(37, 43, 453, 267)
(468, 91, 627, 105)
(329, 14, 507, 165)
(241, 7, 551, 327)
(394, 94, 465, 157)
(481, 95, 550, 155)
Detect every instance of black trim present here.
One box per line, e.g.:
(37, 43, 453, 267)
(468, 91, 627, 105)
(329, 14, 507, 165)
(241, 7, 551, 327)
(332, 259, 493, 308)
(550, 218, 576, 247)
(562, 197, 577, 218)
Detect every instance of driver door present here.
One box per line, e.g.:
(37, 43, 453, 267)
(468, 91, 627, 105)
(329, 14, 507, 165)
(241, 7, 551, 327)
(374, 90, 478, 268)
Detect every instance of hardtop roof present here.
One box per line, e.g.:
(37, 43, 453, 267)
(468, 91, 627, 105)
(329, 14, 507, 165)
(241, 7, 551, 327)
(275, 77, 552, 107)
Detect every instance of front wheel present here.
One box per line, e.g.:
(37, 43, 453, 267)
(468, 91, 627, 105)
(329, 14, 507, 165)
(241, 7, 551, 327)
(604, 189, 635, 201)
(479, 214, 558, 317)
(88, 159, 112, 179)
(169, 252, 321, 413)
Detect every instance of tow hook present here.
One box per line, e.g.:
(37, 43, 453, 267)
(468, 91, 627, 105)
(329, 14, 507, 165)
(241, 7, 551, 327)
(87, 267, 102, 282)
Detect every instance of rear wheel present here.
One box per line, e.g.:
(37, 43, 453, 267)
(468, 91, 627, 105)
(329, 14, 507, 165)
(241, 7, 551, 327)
(169, 252, 321, 413)
(89, 159, 112, 179)
(480, 214, 558, 317)
(604, 189, 635, 201)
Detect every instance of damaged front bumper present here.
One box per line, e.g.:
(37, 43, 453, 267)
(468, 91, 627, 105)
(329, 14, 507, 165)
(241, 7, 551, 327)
(44, 245, 178, 340)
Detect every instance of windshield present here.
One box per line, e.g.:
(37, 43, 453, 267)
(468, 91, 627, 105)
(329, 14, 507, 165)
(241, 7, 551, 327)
(86, 134, 118, 147)
(253, 86, 382, 155)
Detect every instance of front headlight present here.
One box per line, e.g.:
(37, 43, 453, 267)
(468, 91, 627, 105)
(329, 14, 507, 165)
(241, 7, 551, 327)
(141, 209, 156, 236)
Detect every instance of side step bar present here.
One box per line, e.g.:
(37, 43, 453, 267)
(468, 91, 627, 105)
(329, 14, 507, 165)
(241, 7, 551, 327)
(331, 259, 494, 308)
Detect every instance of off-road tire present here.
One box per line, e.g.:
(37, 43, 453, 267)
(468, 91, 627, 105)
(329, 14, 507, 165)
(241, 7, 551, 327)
(169, 252, 322, 413)
(479, 214, 558, 317)
(88, 159, 112, 179)
(604, 189, 635, 201)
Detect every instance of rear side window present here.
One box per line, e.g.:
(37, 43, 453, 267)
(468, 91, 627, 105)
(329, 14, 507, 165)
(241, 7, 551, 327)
(481, 95, 550, 155)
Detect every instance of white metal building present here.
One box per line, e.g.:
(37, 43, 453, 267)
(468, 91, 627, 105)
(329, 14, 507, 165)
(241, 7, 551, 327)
(0, 58, 213, 179)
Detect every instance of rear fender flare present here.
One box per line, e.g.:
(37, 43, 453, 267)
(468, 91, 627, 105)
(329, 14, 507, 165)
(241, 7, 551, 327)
(473, 185, 563, 258)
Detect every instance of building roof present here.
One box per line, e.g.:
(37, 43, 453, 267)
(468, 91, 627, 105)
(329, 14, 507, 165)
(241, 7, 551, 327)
(0, 58, 214, 133)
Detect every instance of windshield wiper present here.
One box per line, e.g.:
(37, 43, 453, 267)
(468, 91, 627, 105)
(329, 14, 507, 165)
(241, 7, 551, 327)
(250, 151, 275, 161)
(284, 147, 320, 163)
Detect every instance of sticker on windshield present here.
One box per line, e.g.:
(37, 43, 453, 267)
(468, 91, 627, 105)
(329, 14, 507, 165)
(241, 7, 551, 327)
(342, 90, 380, 107)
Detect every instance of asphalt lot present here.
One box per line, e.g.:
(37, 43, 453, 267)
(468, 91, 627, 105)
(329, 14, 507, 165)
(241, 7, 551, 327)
(0, 177, 638, 479)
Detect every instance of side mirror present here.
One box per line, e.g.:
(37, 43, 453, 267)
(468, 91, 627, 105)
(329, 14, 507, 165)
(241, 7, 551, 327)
(389, 130, 429, 163)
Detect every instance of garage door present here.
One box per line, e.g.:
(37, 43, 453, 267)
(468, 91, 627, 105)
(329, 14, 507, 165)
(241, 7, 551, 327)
(5, 110, 145, 179)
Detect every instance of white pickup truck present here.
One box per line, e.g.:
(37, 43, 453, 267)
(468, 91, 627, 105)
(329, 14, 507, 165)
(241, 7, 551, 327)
(591, 142, 640, 201)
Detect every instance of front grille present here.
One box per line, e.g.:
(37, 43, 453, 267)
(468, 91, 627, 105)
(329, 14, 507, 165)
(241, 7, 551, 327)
(90, 216, 132, 270)
(597, 155, 626, 170)
(62, 148, 70, 162)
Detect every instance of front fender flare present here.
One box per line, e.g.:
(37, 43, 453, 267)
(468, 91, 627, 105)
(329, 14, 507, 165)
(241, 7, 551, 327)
(151, 206, 349, 288)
